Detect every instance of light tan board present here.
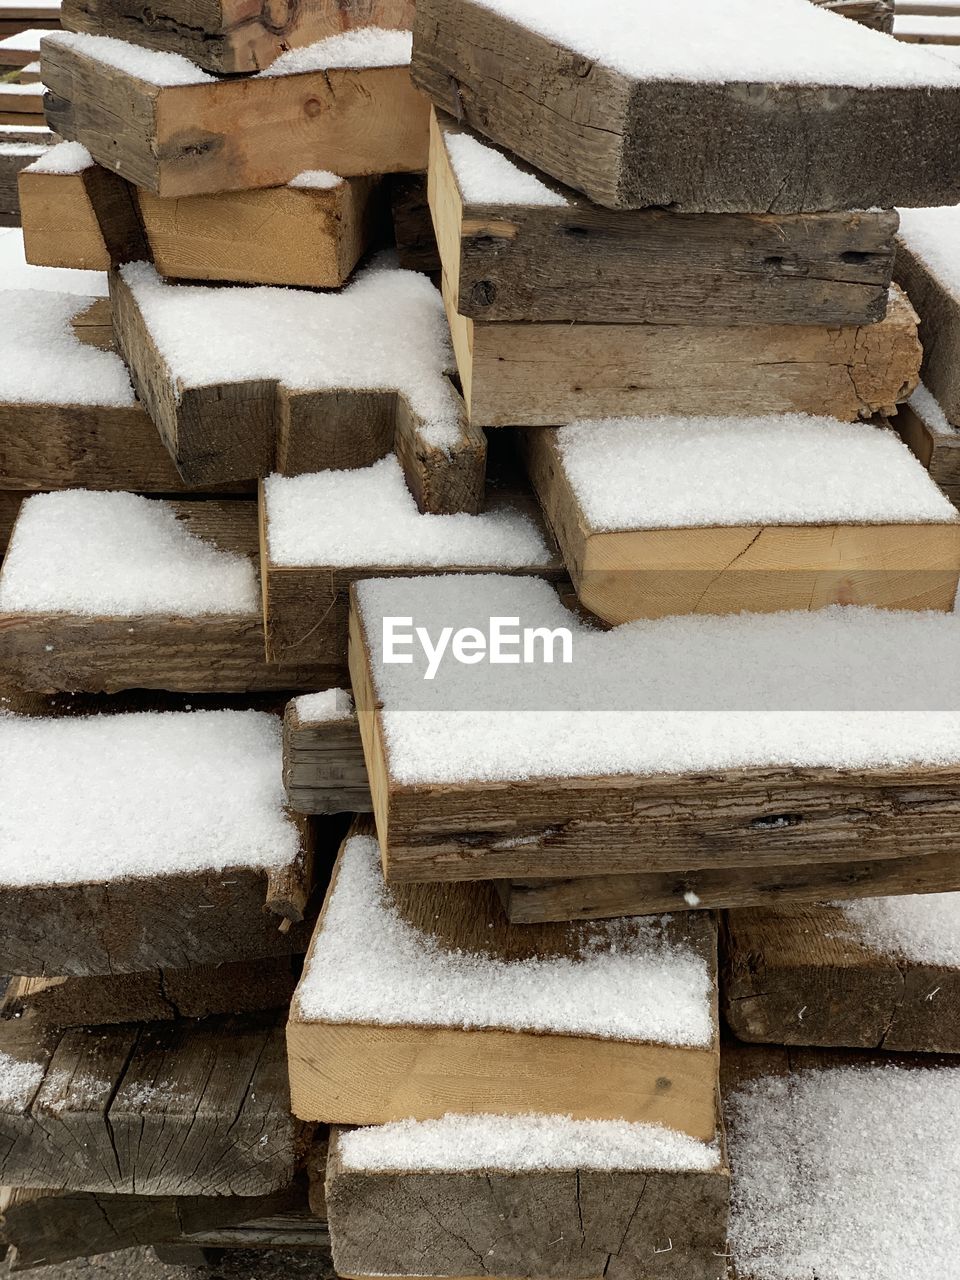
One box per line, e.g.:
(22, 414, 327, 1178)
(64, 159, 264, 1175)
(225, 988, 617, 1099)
(286, 824, 720, 1136)
(521, 426, 960, 625)
(60, 0, 413, 73)
(283, 700, 373, 816)
(348, 586, 960, 887)
(410, 0, 960, 211)
(721, 901, 960, 1052)
(19, 164, 386, 287)
(42, 38, 429, 197)
(111, 269, 484, 496)
(325, 1124, 728, 1280)
(893, 399, 960, 502)
(0, 1011, 303, 1195)
(0, 498, 342, 692)
(429, 110, 899, 326)
(446, 279, 922, 427)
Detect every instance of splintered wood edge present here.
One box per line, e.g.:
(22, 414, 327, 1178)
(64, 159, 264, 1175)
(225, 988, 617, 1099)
(347, 593, 393, 866)
(426, 107, 465, 310)
(264, 811, 315, 930)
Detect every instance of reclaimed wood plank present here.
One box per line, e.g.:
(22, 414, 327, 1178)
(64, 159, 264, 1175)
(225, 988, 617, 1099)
(390, 170, 440, 274)
(41, 32, 429, 197)
(410, 0, 960, 212)
(0, 139, 47, 212)
(895, 225, 960, 422)
(445, 279, 922, 427)
(60, 0, 414, 74)
(283, 696, 372, 816)
(429, 110, 899, 326)
(893, 390, 960, 502)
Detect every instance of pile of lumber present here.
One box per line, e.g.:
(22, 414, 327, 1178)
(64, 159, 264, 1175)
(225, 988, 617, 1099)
(0, 1, 960, 1278)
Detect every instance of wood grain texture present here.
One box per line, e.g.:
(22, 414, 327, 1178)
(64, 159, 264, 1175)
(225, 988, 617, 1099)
(0, 1182, 311, 1271)
(895, 237, 960, 423)
(0, 1012, 306, 1195)
(522, 426, 960, 625)
(0, 498, 341, 693)
(42, 37, 429, 197)
(260, 487, 562, 664)
(19, 164, 386, 286)
(283, 701, 372, 815)
(893, 398, 960, 502)
(500, 845, 960, 923)
(113, 268, 484, 500)
(349, 588, 960, 887)
(326, 1125, 728, 1280)
(721, 902, 960, 1052)
(0, 490, 24, 554)
(390, 170, 440, 274)
(446, 278, 922, 427)
(817, 0, 893, 31)
(411, 0, 960, 212)
(287, 837, 719, 1134)
(1, 956, 302, 1026)
(430, 110, 899, 326)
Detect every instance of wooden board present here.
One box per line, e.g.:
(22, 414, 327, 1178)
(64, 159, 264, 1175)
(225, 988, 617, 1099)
(445, 277, 922, 427)
(349, 586, 960, 887)
(0, 84, 42, 113)
(283, 699, 372, 816)
(429, 111, 899, 326)
(60, 0, 413, 74)
(522, 425, 960, 625)
(0, 498, 343, 693)
(41, 37, 429, 197)
(0, 139, 46, 212)
(111, 268, 485, 499)
(19, 164, 386, 286)
(0, 490, 24, 554)
(499, 845, 960, 922)
(893, 397, 960, 502)
(721, 902, 960, 1053)
(1, 956, 302, 1026)
(410, 0, 960, 213)
(286, 830, 720, 1135)
(0, 1182, 313, 1271)
(390, 170, 440, 275)
(895, 235, 960, 422)
(0, 1011, 304, 1195)
(815, 0, 894, 30)
(325, 1124, 728, 1280)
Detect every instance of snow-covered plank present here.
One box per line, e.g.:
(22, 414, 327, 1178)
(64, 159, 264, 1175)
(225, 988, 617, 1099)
(19, 147, 385, 287)
(0, 492, 340, 693)
(0, 703, 318, 975)
(286, 825, 720, 1135)
(0, 79, 43, 113)
(446, 281, 922, 427)
(349, 574, 960, 885)
(259, 456, 561, 663)
(895, 10, 960, 36)
(0, 1011, 303, 1195)
(112, 262, 484, 500)
(41, 29, 428, 197)
(0, 27, 44, 64)
(60, 0, 412, 75)
(892, 382, 960, 502)
(523, 417, 960, 625)
(429, 111, 900, 326)
(895, 204, 960, 425)
(283, 692, 373, 816)
(411, 0, 960, 212)
(326, 1115, 727, 1280)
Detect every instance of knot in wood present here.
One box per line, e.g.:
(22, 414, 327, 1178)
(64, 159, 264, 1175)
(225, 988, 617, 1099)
(469, 279, 497, 308)
(261, 0, 301, 35)
(304, 97, 326, 119)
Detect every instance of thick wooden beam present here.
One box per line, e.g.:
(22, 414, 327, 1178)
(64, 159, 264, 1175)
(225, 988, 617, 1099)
(60, 0, 415, 74)
(286, 825, 720, 1135)
(0, 1012, 304, 1195)
(893, 389, 960, 502)
(283, 696, 372, 816)
(41, 31, 429, 197)
(445, 280, 922, 426)
(895, 220, 960, 421)
(410, 0, 960, 212)
(429, 110, 899, 326)
(19, 160, 386, 287)
(326, 1119, 728, 1280)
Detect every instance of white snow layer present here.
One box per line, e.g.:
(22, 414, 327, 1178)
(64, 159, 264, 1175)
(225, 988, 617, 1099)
(41, 31, 215, 85)
(555, 415, 956, 529)
(0, 1052, 45, 1107)
(263, 455, 552, 568)
(337, 1113, 720, 1173)
(287, 170, 343, 190)
(0, 491, 258, 617)
(0, 226, 107, 297)
(261, 27, 412, 76)
(24, 140, 93, 174)
(0, 28, 45, 53)
(469, 0, 960, 86)
(120, 262, 463, 447)
(0, 710, 300, 885)
(295, 834, 714, 1046)
(907, 381, 957, 436)
(0, 287, 131, 403)
(898, 203, 960, 301)
(445, 130, 568, 206)
(355, 574, 960, 784)
(840, 893, 960, 967)
(727, 1063, 960, 1280)
(293, 688, 355, 722)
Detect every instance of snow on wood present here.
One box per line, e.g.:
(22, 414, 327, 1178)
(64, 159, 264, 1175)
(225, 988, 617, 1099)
(261, 27, 412, 75)
(893, 383, 960, 504)
(0, 227, 107, 296)
(894, 205, 960, 424)
(41, 30, 215, 84)
(0, 289, 129, 404)
(294, 689, 355, 724)
(283, 694, 371, 816)
(444, 128, 568, 207)
(24, 139, 92, 174)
